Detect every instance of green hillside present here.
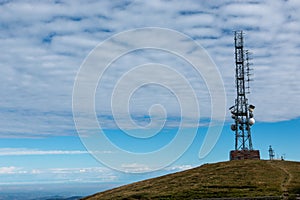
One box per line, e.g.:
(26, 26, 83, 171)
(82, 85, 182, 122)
(83, 160, 300, 199)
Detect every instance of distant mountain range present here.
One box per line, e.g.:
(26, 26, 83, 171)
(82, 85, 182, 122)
(0, 194, 82, 200)
(34, 195, 82, 200)
(83, 160, 300, 200)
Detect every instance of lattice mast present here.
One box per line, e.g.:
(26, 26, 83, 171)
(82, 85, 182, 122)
(230, 31, 255, 151)
(269, 145, 275, 160)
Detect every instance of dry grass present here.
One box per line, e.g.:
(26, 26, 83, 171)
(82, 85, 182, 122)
(83, 160, 300, 200)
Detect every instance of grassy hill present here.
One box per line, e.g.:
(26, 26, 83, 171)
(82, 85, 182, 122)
(83, 160, 300, 199)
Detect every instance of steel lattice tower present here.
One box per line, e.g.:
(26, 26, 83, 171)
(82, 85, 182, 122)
(229, 31, 260, 160)
(269, 145, 275, 160)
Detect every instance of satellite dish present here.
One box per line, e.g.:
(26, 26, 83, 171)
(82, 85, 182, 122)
(249, 104, 255, 112)
(249, 118, 255, 125)
(249, 104, 255, 109)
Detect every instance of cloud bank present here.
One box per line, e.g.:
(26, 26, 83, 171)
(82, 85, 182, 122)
(1, 0, 300, 137)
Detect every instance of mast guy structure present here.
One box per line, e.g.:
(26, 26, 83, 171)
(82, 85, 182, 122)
(229, 31, 260, 160)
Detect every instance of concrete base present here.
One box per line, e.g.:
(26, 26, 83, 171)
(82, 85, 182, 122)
(230, 150, 260, 160)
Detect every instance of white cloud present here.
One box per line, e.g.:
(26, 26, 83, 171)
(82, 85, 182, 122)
(0, 166, 23, 174)
(0, 163, 193, 186)
(165, 164, 193, 171)
(120, 163, 153, 173)
(0, 148, 112, 156)
(120, 163, 194, 173)
(0, 148, 87, 156)
(1, 0, 300, 137)
(0, 165, 118, 184)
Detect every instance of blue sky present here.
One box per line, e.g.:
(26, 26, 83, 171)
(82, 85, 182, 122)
(0, 0, 300, 197)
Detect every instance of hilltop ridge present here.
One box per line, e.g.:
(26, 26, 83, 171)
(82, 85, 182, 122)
(83, 160, 300, 200)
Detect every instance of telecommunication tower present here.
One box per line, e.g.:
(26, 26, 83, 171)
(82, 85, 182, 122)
(269, 145, 275, 160)
(229, 31, 260, 160)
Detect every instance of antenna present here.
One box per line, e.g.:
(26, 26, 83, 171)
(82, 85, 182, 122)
(229, 31, 260, 160)
(269, 145, 275, 160)
(245, 50, 253, 94)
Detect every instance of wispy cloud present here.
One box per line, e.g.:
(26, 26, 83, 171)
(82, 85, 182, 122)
(0, 165, 118, 185)
(0, 166, 24, 174)
(0, 148, 112, 156)
(120, 163, 153, 173)
(0, 163, 191, 185)
(120, 162, 194, 173)
(165, 164, 193, 171)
